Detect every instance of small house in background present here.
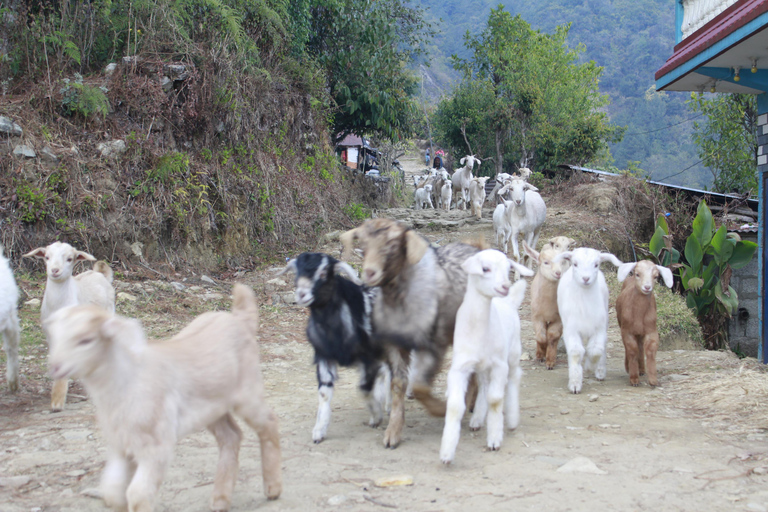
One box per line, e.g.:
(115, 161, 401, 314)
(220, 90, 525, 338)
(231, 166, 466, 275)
(655, 0, 768, 361)
(336, 134, 380, 173)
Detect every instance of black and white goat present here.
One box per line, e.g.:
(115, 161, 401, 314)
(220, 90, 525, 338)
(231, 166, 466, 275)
(280, 252, 389, 443)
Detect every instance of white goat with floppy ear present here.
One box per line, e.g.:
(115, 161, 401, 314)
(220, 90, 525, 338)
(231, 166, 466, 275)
(451, 155, 481, 210)
(440, 249, 533, 464)
(615, 260, 673, 387)
(554, 248, 622, 394)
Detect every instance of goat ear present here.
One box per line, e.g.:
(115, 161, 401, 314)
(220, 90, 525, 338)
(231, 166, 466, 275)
(335, 261, 362, 285)
(522, 241, 539, 264)
(599, 253, 623, 267)
(656, 265, 674, 288)
(75, 251, 96, 262)
(339, 228, 359, 261)
(460, 156, 467, 165)
(553, 251, 573, 265)
(24, 247, 47, 259)
(617, 262, 637, 282)
(404, 230, 429, 265)
(523, 183, 539, 192)
(509, 259, 535, 277)
(461, 255, 484, 275)
(276, 258, 297, 276)
(567, 237, 576, 249)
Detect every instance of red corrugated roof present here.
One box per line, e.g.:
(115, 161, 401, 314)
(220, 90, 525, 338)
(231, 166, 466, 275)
(337, 134, 364, 147)
(655, 0, 768, 80)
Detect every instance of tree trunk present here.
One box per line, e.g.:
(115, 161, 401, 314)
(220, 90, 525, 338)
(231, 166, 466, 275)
(495, 128, 503, 176)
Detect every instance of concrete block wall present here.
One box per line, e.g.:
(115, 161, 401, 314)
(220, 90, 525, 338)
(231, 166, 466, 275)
(728, 239, 760, 357)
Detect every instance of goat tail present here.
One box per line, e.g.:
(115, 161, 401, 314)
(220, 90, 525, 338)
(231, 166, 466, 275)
(93, 261, 114, 283)
(232, 283, 259, 336)
(507, 279, 528, 310)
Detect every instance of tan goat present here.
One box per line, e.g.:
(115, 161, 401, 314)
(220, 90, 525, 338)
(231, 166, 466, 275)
(524, 241, 571, 369)
(615, 260, 673, 387)
(46, 284, 281, 511)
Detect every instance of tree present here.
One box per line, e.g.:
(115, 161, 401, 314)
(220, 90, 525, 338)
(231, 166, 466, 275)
(688, 93, 758, 194)
(304, 0, 434, 143)
(436, 7, 621, 175)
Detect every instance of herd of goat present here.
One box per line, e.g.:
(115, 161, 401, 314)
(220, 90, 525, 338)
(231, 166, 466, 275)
(0, 156, 676, 510)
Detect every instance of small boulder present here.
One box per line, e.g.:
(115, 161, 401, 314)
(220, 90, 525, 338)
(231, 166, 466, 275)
(40, 146, 58, 163)
(0, 116, 23, 137)
(104, 63, 118, 76)
(97, 140, 126, 158)
(13, 144, 36, 158)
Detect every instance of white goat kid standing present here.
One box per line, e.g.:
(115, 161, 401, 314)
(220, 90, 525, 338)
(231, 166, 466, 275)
(24, 241, 115, 411)
(554, 248, 622, 394)
(0, 246, 20, 393)
(414, 184, 434, 210)
(469, 177, 489, 220)
(441, 180, 453, 211)
(440, 250, 533, 464)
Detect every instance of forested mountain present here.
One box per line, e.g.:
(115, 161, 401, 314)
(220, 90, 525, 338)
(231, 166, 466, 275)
(418, 0, 710, 188)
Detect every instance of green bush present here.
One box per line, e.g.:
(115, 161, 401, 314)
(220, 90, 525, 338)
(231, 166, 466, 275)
(60, 74, 110, 119)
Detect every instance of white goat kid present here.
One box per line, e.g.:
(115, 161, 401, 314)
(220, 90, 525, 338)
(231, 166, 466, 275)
(440, 250, 533, 464)
(0, 247, 20, 393)
(24, 241, 115, 411)
(414, 184, 434, 210)
(441, 180, 453, 211)
(469, 177, 489, 220)
(555, 248, 622, 394)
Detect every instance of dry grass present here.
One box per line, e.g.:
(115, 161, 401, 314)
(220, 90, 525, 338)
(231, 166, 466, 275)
(663, 353, 768, 437)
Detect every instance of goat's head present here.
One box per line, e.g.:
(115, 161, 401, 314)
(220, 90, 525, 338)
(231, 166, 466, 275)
(340, 219, 428, 287)
(507, 178, 538, 207)
(523, 242, 569, 282)
(554, 248, 622, 287)
(517, 167, 532, 180)
(617, 260, 673, 295)
(542, 236, 576, 254)
(279, 253, 360, 307)
(46, 305, 145, 381)
(24, 242, 96, 282)
(462, 249, 533, 298)
(460, 155, 481, 170)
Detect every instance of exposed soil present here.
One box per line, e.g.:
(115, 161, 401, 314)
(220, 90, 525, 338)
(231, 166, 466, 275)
(2, 153, 768, 512)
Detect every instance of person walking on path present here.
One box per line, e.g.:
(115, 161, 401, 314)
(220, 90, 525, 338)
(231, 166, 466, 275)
(425, 148, 430, 167)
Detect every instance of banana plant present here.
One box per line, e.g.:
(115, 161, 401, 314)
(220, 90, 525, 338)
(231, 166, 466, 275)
(648, 213, 680, 267)
(675, 200, 757, 348)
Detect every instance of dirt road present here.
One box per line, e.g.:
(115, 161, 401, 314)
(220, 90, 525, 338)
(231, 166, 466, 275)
(2, 153, 768, 512)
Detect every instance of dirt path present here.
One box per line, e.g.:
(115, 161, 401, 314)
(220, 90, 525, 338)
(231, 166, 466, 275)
(3, 153, 768, 511)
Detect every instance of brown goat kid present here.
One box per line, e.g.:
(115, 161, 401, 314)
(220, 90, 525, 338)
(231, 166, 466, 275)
(523, 241, 571, 369)
(615, 260, 674, 387)
(341, 218, 481, 448)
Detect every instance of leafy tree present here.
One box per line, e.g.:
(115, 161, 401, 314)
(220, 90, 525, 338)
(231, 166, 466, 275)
(438, 7, 620, 175)
(688, 93, 758, 194)
(304, 0, 434, 143)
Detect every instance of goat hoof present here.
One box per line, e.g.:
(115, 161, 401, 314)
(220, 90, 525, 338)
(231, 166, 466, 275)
(630, 381, 639, 387)
(546, 365, 555, 370)
(469, 425, 481, 432)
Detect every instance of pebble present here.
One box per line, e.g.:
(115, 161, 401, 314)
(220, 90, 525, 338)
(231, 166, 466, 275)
(266, 278, 287, 286)
(588, 394, 599, 402)
(752, 467, 768, 475)
(560, 409, 570, 415)
(200, 275, 216, 284)
(24, 298, 41, 308)
(171, 282, 185, 291)
(556, 457, 607, 475)
(0, 475, 31, 487)
(117, 292, 137, 302)
(327, 495, 347, 506)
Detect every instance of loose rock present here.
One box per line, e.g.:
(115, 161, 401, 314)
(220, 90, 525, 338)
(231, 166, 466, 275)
(0, 116, 23, 137)
(13, 144, 36, 158)
(556, 457, 607, 475)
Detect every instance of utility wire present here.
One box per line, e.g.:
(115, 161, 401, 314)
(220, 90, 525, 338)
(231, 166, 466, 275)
(623, 113, 704, 136)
